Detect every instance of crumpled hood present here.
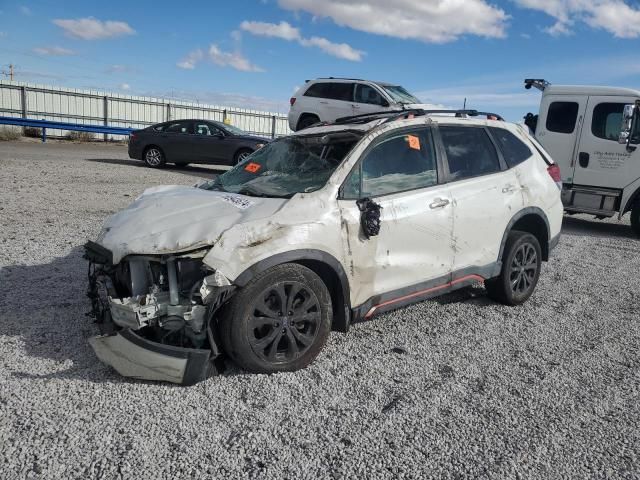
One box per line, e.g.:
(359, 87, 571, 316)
(97, 185, 287, 263)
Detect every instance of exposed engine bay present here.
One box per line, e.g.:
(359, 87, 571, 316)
(84, 241, 234, 384)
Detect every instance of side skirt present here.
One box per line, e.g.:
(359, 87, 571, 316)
(350, 264, 497, 323)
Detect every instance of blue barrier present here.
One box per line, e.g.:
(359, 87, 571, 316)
(0, 116, 134, 142)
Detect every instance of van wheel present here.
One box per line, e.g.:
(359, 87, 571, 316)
(631, 203, 640, 237)
(219, 264, 332, 373)
(485, 230, 542, 306)
(296, 114, 320, 131)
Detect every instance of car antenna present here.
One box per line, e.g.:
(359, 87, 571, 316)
(463, 98, 467, 109)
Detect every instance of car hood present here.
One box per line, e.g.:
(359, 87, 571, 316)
(96, 185, 287, 264)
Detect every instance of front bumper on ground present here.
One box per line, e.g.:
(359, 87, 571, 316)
(89, 329, 212, 385)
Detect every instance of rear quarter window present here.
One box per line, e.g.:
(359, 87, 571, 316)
(546, 101, 579, 134)
(489, 127, 533, 168)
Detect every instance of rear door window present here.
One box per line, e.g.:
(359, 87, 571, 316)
(546, 102, 579, 134)
(489, 127, 532, 168)
(343, 129, 437, 198)
(165, 121, 192, 134)
(439, 126, 501, 180)
(303, 82, 353, 102)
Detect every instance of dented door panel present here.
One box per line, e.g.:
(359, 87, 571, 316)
(338, 185, 455, 308)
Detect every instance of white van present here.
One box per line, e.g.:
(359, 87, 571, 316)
(288, 78, 424, 131)
(524, 79, 640, 235)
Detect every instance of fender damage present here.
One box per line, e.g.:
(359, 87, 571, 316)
(84, 185, 287, 385)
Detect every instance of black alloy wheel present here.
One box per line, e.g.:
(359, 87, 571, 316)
(485, 230, 542, 306)
(219, 263, 332, 373)
(248, 282, 321, 363)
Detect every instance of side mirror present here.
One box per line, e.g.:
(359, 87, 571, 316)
(619, 101, 640, 151)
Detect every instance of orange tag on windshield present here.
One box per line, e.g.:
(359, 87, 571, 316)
(407, 135, 420, 150)
(244, 162, 261, 173)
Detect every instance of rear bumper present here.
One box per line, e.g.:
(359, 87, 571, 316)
(89, 329, 212, 385)
(128, 142, 143, 160)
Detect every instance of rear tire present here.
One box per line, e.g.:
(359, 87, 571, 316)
(296, 114, 320, 131)
(631, 203, 640, 237)
(485, 230, 542, 306)
(143, 146, 165, 168)
(219, 263, 332, 373)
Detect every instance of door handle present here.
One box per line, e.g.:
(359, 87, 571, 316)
(578, 152, 590, 168)
(429, 198, 450, 209)
(502, 184, 517, 194)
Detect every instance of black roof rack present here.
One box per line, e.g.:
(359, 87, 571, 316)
(334, 108, 504, 125)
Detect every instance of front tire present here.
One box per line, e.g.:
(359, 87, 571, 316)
(143, 146, 165, 168)
(219, 264, 332, 373)
(485, 230, 542, 306)
(631, 203, 640, 237)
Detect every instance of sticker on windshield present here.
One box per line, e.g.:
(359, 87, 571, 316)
(407, 135, 421, 150)
(221, 194, 254, 210)
(245, 162, 261, 173)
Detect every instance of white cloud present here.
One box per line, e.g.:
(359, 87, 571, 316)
(119, 83, 130, 90)
(299, 36, 363, 61)
(514, 0, 640, 38)
(177, 49, 204, 70)
(240, 20, 301, 40)
(53, 17, 135, 40)
(277, 0, 509, 43)
(33, 46, 76, 56)
(208, 45, 264, 72)
(20, 5, 31, 15)
(241, 20, 364, 61)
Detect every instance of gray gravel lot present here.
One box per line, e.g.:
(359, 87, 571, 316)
(1, 140, 639, 479)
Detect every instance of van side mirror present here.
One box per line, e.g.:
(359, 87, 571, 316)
(619, 101, 640, 152)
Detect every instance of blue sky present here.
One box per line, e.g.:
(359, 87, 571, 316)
(1, 0, 640, 120)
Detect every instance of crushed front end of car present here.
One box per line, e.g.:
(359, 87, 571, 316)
(84, 241, 233, 385)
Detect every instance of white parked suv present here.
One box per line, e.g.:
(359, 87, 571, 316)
(85, 109, 563, 385)
(288, 77, 425, 131)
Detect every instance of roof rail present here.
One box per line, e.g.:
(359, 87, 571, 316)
(524, 79, 550, 91)
(317, 77, 365, 81)
(334, 108, 504, 125)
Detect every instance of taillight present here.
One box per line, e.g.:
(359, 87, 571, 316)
(130, 133, 137, 141)
(547, 164, 562, 190)
(290, 97, 296, 106)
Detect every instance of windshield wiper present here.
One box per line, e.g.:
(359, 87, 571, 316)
(237, 185, 293, 199)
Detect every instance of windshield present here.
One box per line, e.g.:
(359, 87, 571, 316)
(383, 85, 421, 104)
(223, 123, 249, 136)
(200, 134, 360, 198)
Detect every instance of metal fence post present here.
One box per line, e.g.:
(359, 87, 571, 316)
(271, 115, 276, 139)
(20, 86, 27, 118)
(166, 103, 171, 121)
(103, 96, 108, 142)
(223, 109, 228, 124)
(20, 86, 28, 136)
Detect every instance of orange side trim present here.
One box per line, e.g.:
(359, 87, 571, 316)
(364, 274, 485, 319)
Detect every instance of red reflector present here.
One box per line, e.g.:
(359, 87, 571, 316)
(547, 164, 561, 182)
(547, 164, 562, 189)
(290, 97, 296, 106)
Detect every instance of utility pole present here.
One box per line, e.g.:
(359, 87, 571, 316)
(1, 64, 15, 80)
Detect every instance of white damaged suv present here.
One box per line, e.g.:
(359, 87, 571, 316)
(85, 109, 563, 385)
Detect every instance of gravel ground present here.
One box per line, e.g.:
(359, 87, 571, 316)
(1, 140, 639, 479)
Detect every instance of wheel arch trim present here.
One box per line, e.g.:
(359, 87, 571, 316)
(233, 249, 352, 331)
(498, 207, 551, 262)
